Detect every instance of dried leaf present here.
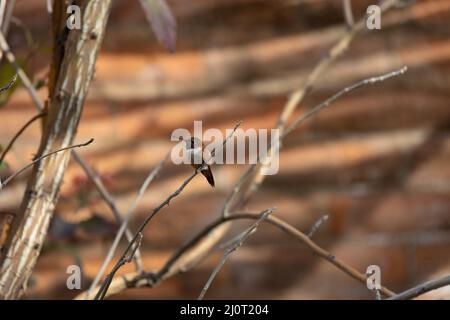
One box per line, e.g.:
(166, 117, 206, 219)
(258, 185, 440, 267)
(139, 0, 177, 52)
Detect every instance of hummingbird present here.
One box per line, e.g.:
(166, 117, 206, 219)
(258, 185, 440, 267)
(180, 137, 215, 188)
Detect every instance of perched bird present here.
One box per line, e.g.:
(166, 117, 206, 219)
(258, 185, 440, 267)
(180, 137, 215, 187)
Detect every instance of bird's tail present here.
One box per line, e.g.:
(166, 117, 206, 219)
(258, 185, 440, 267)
(201, 167, 215, 187)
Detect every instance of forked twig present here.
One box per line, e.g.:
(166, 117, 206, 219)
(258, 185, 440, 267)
(222, 66, 408, 218)
(0, 27, 146, 274)
(81, 65, 408, 300)
(198, 208, 274, 300)
(0, 138, 94, 190)
(223, 0, 403, 218)
(78, 211, 396, 299)
(72, 151, 144, 272)
(85, 151, 170, 298)
(0, 31, 43, 110)
(94, 121, 242, 300)
(0, 112, 47, 165)
(282, 66, 408, 137)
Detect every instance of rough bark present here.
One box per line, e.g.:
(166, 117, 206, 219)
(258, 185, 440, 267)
(0, 0, 112, 299)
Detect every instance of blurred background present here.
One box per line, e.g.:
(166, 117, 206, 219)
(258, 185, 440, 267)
(0, 0, 450, 299)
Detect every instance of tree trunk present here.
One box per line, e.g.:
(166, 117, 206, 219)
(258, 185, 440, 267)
(0, 0, 112, 299)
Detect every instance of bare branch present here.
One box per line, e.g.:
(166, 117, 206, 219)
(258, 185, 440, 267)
(94, 171, 198, 300)
(0, 19, 145, 273)
(222, 0, 403, 219)
(0, 13, 150, 298)
(308, 214, 329, 238)
(112, 66, 407, 300)
(196, 213, 396, 298)
(375, 289, 382, 300)
(223, 66, 408, 219)
(85, 151, 170, 298)
(342, 0, 354, 28)
(0, 0, 6, 28)
(0, 112, 46, 165)
(79, 211, 396, 299)
(198, 208, 274, 300)
(125, 232, 143, 263)
(0, 0, 15, 61)
(0, 32, 44, 110)
(282, 66, 408, 138)
(0, 73, 17, 93)
(0, 0, 14, 35)
(0, 0, 113, 299)
(46, 0, 53, 14)
(167, 59, 407, 290)
(388, 274, 450, 300)
(0, 138, 94, 190)
(94, 121, 242, 300)
(72, 151, 143, 272)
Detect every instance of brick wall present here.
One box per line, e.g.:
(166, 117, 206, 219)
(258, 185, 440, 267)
(0, 0, 449, 299)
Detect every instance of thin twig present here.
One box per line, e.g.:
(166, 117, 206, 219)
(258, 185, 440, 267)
(0, 1, 113, 299)
(165, 62, 408, 291)
(0, 0, 14, 35)
(198, 208, 274, 300)
(223, 0, 402, 218)
(94, 171, 197, 300)
(0, 28, 146, 275)
(222, 66, 408, 218)
(87, 66, 407, 299)
(342, 0, 354, 29)
(0, 138, 94, 190)
(388, 274, 450, 300)
(0, 0, 6, 29)
(80, 0, 404, 300)
(78, 211, 396, 299)
(375, 289, 382, 300)
(126, 232, 143, 263)
(184, 213, 396, 297)
(94, 122, 242, 300)
(308, 214, 329, 238)
(0, 1, 7, 67)
(72, 151, 143, 272)
(0, 73, 17, 93)
(282, 66, 408, 138)
(0, 31, 44, 110)
(85, 151, 170, 298)
(0, 112, 46, 165)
